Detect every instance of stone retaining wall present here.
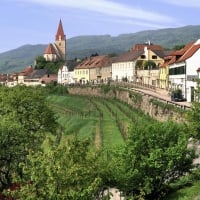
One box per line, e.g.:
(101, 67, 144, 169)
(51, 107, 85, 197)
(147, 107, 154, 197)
(68, 86, 186, 122)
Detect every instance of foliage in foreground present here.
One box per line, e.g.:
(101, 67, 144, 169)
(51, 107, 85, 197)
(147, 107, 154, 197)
(8, 138, 109, 200)
(0, 86, 199, 199)
(0, 85, 58, 192)
(110, 121, 196, 200)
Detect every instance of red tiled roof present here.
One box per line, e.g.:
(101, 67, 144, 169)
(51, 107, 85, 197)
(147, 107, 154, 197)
(131, 43, 164, 51)
(162, 40, 200, 67)
(55, 19, 66, 41)
(44, 43, 57, 54)
(75, 55, 112, 69)
(177, 44, 200, 62)
(18, 66, 34, 76)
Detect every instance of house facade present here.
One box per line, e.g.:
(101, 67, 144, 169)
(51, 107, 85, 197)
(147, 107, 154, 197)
(57, 65, 75, 85)
(112, 50, 143, 82)
(74, 55, 112, 84)
(18, 66, 34, 84)
(24, 69, 57, 86)
(169, 39, 200, 102)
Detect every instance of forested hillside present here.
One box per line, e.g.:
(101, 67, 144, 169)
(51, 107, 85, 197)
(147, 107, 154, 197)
(1, 25, 200, 73)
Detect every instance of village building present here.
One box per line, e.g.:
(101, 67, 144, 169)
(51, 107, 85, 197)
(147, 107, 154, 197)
(74, 55, 112, 84)
(112, 50, 143, 82)
(0, 74, 9, 85)
(23, 69, 57, 86)
(112, 42, 165, 87)
(43, 19, 66, 62)
(18, 66, 34, 85)
(57, 65, 75, 85)
(168, 39, 200, 102)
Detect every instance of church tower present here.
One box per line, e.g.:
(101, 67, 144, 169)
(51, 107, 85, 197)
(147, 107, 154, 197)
(55, 19, 66, 61)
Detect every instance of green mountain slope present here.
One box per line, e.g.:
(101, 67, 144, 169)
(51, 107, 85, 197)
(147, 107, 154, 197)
(0, 44, 46, 73)
(1, 25, 200, 73)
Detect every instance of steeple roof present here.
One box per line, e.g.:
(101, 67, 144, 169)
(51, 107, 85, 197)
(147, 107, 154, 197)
(55, 19, 66, 40)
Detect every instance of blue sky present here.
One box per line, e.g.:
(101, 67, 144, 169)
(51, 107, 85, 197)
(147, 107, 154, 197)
(0, 0, 199, 53)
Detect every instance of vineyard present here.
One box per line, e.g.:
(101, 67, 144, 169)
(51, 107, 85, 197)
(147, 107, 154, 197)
(47, 94, 154, 149)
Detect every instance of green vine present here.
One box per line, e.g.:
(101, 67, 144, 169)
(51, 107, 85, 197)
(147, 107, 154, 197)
(150, 98, 186, 114)
(128, 91, 142, 105)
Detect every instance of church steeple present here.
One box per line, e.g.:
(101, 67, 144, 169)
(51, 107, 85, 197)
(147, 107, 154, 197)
(55, 19, 66, 41)
(54, 19, 66, 61)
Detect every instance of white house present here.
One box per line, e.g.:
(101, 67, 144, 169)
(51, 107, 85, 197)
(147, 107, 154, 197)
(57, 65, 75, 85)
(112, 50, 143, 82)
(169, 39, 200, 102)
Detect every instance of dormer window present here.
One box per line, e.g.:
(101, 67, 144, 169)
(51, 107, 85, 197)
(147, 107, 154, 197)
(141, 55, 146, 59)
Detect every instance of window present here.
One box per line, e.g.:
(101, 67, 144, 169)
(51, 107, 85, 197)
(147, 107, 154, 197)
(152, 55, 157, 59)
(169, 66, 185, 75)
(141, 55, 146, 59)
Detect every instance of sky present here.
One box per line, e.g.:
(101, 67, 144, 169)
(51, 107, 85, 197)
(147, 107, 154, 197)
(0, 0, 200, 53)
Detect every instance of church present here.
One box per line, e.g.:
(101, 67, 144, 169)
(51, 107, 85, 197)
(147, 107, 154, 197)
(43, 19, 66, 62)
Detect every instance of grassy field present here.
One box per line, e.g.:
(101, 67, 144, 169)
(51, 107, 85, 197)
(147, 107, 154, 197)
(47, 94, 153, 149)
(166, 180, 200, 200)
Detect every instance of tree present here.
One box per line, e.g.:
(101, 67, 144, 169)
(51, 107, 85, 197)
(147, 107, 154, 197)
(35, 55, 65, 73)
(187, 79, 200, 139)
(35, 55, 47, 69)
(112, 121, 195, 199)
(173, 44, 185, 50)
(0, 85, 58, 191)
(8, 138, 107, 200)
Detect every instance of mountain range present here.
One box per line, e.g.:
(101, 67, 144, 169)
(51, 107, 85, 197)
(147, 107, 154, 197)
(1, 25, 200, 73)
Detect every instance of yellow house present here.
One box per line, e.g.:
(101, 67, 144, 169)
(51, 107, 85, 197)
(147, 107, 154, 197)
(74, 55, 112, 84)
(74, 62, 90, 84)
(159, 66, 169, 89)
(159, 54, 175, 90)
(132, 43, 165, 87)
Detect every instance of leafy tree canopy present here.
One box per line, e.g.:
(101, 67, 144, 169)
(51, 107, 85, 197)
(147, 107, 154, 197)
(111, 121, 196, 200)
(0, 85, 58, 191)
(8, 138, 109, 200)
(187, 79, 200, 139)
(35, 55, 65, 73)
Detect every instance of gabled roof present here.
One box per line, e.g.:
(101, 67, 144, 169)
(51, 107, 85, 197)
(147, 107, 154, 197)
(75, 55, 112, 69)
(25, 69, 54, 79)
(177, 44, 200, 62)
(151, 50, 165, 58)
(18, 66, 34, 76)
(44, 43, 57, 54)
(55, 19, 66, 41)
(161, 39, 200, 67)
(113, 50, 144, 63)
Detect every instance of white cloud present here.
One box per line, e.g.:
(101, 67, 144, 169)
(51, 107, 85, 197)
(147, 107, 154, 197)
(159, 0, 200, 7)
(15, 0, 174, 24)
(104, 18, 169, 29)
